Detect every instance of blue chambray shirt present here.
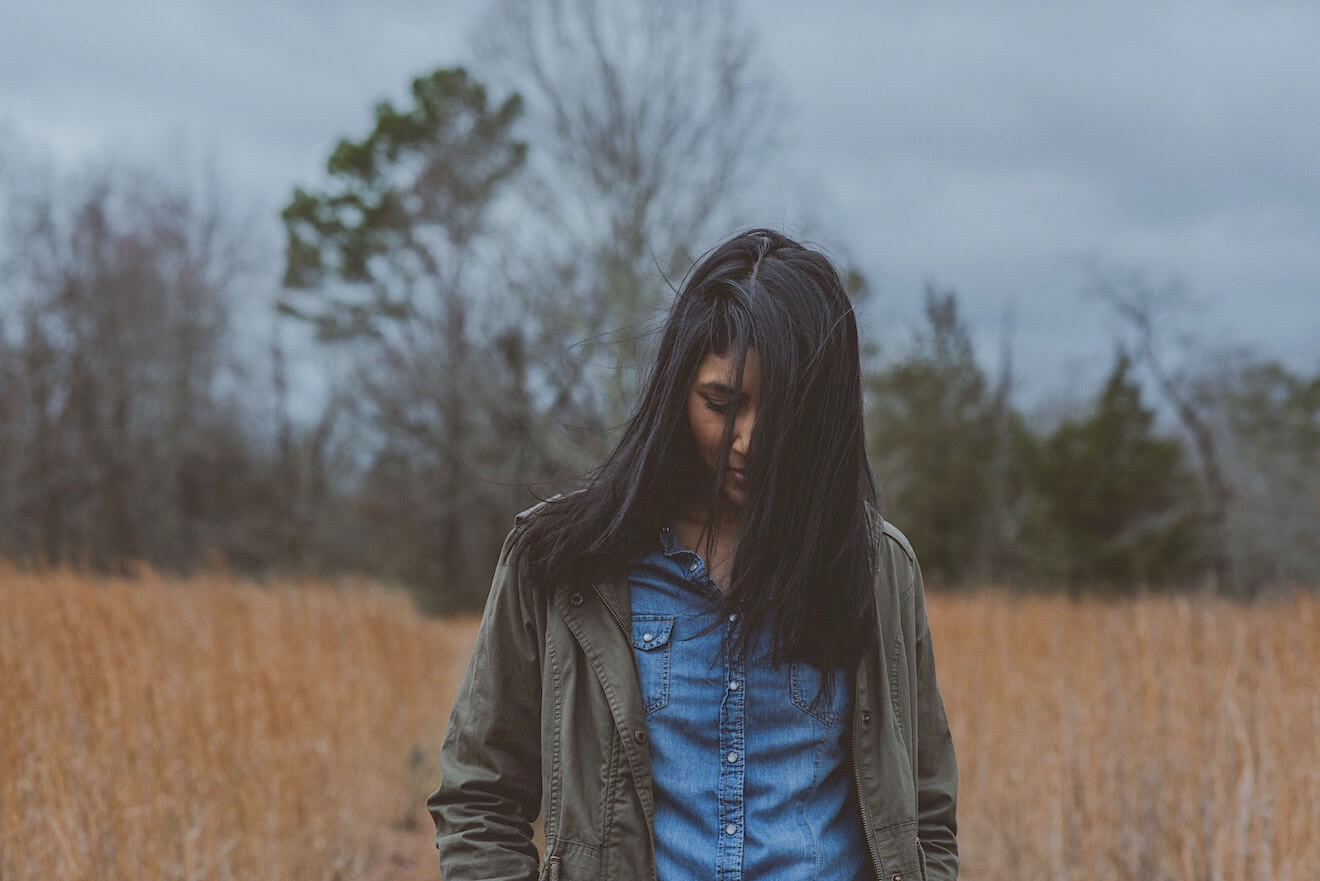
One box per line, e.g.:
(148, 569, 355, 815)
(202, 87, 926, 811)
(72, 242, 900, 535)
(627, 527, 869, 881)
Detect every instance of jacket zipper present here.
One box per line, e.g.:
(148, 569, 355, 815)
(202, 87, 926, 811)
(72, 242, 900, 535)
(548, 855, 562, 881)
(593, 584, 628, 638)
(852, 665, 884, 881)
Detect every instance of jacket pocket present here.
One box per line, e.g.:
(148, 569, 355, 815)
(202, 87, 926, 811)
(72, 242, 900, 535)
(542, 846, 601, 881)
(630, 615, 674, 715)
(872, 821, 924, 881)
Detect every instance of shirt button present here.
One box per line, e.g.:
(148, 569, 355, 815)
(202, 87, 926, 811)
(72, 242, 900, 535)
(726, 751, 738, 763)
(642, 632, 654, 642)
(727, 681, 739, 691)
(728, 612, 738, 622)
(724, 823, 737, 835)
(688, 563, 700, 575)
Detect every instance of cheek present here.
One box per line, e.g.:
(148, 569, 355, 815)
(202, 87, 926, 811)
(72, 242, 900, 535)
(687, 404, 719, 460)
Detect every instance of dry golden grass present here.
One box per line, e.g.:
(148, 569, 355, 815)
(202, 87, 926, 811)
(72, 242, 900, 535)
(933, 589, 1320, 881)
(1, 566, 477, 881)
(3, 569, 1317, 880)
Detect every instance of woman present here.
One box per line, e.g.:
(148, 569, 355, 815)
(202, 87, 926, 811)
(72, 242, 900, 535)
(427, 229, 958, 881)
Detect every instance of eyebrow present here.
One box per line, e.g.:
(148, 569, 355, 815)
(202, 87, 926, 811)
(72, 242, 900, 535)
(697, 381, 740, 395)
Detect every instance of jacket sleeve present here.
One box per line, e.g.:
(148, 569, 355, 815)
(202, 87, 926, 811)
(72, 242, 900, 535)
(426, 525, 545, 881)
(911, 557, 959, 880)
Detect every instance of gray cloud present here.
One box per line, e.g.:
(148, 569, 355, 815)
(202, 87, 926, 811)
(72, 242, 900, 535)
(751, 0, 1320, 384)
(2, 0, 1316, 396)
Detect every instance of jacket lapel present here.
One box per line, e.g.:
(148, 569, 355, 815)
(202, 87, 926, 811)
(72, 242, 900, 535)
(554, 572, 657, 830)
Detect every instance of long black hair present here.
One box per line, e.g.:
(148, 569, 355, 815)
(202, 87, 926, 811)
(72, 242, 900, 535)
(521, 228, 879, 671)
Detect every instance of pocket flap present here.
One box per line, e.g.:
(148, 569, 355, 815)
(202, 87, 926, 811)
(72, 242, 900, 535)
(871, 820, 923, 880)
(631, 616, 674, 651)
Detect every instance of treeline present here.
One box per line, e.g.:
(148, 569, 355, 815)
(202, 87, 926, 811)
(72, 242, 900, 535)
(2, 0, 1317, 606)
(865, 287, 1320, 594)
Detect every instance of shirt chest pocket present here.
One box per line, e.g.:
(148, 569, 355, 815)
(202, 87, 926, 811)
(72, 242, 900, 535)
(630, 615, 674, 716)
(789, 661, 851, 727)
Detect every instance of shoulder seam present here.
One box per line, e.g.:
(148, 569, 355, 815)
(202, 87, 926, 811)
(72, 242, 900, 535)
(880, 520, 916, 564)
(512, 488, 586, 526)
(513, 498, 553, 525)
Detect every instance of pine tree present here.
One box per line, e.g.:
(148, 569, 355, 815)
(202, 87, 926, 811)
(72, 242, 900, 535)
(1035, 351, 1206, 589)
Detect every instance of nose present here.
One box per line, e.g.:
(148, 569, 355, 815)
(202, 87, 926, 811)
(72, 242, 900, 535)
(731, 406, 754, 459)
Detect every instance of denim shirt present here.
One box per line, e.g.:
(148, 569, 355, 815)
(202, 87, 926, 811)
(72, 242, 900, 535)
(627, 527, 869, 881)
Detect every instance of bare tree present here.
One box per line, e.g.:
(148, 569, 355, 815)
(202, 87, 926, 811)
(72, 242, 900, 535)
(0, 152, 257, 571)
(1190, 349, 1320, 590)
(473, 0, 779, 442)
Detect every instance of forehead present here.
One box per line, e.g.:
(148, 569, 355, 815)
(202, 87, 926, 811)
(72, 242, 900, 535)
(692, 348, 762, 387)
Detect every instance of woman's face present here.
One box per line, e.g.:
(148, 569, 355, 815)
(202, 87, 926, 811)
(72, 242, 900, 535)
(687, 348, 761, 512)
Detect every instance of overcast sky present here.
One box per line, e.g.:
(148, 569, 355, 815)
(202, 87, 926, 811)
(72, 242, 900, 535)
(3, 0, 1317, 404)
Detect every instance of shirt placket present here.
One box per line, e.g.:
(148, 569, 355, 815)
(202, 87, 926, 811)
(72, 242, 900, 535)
(717, 613, 745, 881)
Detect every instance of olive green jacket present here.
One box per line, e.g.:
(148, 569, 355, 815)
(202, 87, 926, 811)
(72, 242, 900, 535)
(427, 503, 958, 880)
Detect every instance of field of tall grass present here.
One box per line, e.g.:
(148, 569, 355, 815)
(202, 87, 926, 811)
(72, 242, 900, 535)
(3, 568, 1316, 880)
(1, 568, 476, 881)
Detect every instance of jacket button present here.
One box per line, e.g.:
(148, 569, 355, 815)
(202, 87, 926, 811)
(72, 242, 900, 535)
(891, 874, 903, 881)
(569, 592, 584, 606)
(861, 710, 872, 725)
(633, 729, 646, 744)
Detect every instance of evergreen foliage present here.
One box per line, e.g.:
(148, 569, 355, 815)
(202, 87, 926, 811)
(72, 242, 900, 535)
(867, 288, 1030, 584)
(279, 67, 525, 340)
(1034, 351, 1207, 588)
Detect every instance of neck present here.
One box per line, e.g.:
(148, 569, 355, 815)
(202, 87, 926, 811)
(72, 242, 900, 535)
(679, 492, 739, 529)
(675, 496, 739, 555)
